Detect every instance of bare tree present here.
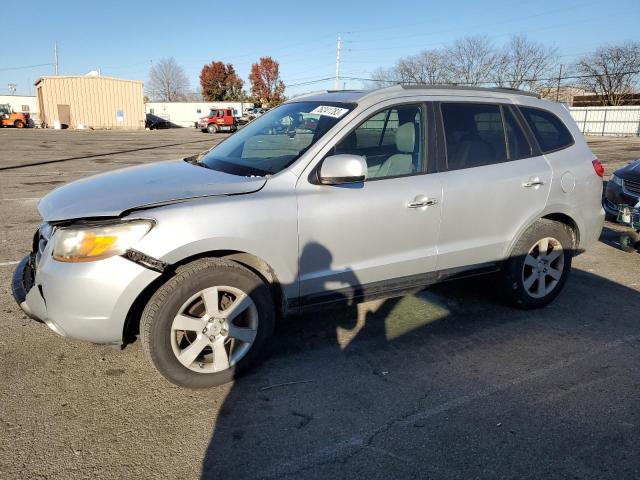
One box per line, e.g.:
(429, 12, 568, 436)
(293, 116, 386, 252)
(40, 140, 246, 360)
(368, 49, 450, 88)
(445, 35, 499, 86)
(494, 35, 558, 91)
(368, 66, 400, 87)
(396, 49, 451, 84)
(575, 42, 640, 105)
(147, 57, 190, 102)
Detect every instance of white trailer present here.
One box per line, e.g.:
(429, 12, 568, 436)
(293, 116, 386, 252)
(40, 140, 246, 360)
(0, 95, 38, 115)
(145, 101, 254, 128)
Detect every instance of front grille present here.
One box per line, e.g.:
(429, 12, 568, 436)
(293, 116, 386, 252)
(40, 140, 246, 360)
(624, 179, 640, 196)
(605, 198, 618, 210)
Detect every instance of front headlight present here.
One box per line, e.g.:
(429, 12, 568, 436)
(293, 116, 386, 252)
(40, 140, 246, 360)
(610, 174, 624, 187)
(52, 220, 153, 263)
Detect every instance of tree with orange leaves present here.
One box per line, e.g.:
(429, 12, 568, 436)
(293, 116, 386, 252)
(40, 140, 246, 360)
(200, 61, 244, 101)
(248, 57, 285, 106)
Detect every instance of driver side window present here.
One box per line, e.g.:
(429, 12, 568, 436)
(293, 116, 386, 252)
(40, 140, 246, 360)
(335, 104, 424, 179)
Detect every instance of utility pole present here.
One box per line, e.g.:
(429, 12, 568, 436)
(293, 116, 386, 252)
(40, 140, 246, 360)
(335, 33, 342, 90)
(555, 64, 563, 103)
(54, 41, 59, 75)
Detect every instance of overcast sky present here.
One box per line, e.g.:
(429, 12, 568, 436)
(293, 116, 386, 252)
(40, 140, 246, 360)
(2, 0, 639, 97)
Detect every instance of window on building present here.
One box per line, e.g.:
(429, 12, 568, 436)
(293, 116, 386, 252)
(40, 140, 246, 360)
(21, 105, 30, 112)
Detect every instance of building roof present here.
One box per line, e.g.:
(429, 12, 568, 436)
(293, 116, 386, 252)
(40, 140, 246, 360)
(35, 75, 143, 86)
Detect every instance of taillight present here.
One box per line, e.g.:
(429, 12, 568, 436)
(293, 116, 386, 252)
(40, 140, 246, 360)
(592, 159, 604, 178)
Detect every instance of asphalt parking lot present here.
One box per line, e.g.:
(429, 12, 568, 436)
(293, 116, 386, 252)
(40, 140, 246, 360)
(0, 128, 639, 479)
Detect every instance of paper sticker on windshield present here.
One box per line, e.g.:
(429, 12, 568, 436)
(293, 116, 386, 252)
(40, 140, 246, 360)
(310, 106, 349, 118)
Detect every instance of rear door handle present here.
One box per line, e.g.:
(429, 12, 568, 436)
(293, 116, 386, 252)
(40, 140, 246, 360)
(407, 195, 438, 208)
(523, 178, 545, 188)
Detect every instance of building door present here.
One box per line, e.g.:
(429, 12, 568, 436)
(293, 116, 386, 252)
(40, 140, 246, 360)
(57, 104, 71, 127)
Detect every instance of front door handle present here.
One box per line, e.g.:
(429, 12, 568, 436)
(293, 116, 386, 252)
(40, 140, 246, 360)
(523, 178, 545, 188)
(407, 195, 438, 209)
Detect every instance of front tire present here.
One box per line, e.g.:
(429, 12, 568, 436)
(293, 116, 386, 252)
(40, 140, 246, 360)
(140, 258, 275, 388)
(207, 124, 218, 134)
(14, 120, 24, 128)
(499, 219, 573, 309)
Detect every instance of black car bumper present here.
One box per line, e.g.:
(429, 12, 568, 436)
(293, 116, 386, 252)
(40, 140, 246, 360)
(603, 180, 640, 217)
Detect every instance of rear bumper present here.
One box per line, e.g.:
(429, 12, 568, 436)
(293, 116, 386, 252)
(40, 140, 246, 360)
(581, 206, 605, 250)
(12, 250, 160, 345)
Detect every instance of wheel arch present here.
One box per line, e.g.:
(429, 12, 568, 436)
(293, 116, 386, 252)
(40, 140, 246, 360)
(540, 212, 580, 249)
(506, 211, 581, 260)
(122, 249, 286, 346)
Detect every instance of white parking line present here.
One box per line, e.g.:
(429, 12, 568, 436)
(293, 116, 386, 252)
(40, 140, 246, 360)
(0, 261, 20, 267)
(0, 197, 41, 201)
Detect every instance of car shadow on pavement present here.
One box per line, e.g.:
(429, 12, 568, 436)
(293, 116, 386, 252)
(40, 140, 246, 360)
(199, 246, 640, 479)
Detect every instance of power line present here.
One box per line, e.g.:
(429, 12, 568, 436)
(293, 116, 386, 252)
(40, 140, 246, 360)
(285, 70, 640, 91)
(0, 63, 53, 72)
(348, 0, 599, 46)
(340, 70, 640, 86)
(335, 33, 342, 90)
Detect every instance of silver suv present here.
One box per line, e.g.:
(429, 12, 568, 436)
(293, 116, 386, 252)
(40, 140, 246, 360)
(12, 85, 605, 388)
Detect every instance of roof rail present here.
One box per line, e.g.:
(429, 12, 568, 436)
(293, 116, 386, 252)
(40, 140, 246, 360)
(325, 89, 363, 93)
(399, 84, 540, 98)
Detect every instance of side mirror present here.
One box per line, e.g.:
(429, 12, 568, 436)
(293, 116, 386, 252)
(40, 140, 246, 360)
(319, 154, 367, 185)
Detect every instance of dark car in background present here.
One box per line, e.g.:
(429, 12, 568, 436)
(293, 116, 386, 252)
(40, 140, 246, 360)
(145, 113, 173, 130)
(603, 159, 640, 217)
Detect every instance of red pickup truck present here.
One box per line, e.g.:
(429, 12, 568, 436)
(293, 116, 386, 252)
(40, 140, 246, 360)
(197, 108, 238, 133)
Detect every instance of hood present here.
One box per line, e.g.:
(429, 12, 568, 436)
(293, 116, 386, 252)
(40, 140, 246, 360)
(38, 160, 266, 222)
(616, 159, 640, 180)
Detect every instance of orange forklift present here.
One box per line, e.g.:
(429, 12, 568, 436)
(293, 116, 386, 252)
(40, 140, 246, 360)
(0, 103, 29, 128)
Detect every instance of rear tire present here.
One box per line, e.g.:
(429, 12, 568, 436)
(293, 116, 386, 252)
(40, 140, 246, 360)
(14, 120, 24, 128)
(140, 258, 275, 388)
(499, 219, 574, 309)
(619, 231, 639, 253)
(207, 124, 218, 134)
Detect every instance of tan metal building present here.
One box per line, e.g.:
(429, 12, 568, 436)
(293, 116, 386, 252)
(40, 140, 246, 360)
(35, 75, 145, 129)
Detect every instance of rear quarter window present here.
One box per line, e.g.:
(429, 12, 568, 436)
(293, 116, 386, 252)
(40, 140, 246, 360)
(519, 106, 573, 153)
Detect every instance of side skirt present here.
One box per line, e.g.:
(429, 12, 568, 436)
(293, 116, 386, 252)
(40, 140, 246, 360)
(287, 262, 501, 312)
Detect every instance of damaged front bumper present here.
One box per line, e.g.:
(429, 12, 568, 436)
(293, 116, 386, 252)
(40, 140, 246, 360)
(11, 228, 162, 345)
(11, 255, 41, 322)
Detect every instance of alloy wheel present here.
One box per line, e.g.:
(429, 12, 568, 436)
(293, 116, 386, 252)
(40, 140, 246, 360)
(522, 237, 565, 299)
(170, 286, 258, 373)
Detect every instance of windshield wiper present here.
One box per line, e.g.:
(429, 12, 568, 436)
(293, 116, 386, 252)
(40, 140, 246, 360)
(188, 157, 272, 177)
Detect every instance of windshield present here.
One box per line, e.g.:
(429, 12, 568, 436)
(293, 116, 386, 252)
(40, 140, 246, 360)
(200, 101, 354, 176)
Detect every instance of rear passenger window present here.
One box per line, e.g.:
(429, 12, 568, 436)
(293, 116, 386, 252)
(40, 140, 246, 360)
(519, 107, 573, 153)
(503, 108, 532, 160)
(441, 103, 506, 170)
